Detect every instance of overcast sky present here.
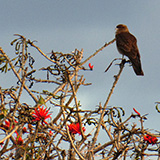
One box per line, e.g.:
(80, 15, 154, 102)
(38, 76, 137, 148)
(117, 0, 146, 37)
(0, 0, 160, 144)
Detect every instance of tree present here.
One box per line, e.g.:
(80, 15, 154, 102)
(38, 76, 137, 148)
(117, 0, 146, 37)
(0, 34, 159, 160)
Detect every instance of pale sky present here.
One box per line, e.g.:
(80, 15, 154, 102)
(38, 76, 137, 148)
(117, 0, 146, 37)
(0, 0, 160, 153)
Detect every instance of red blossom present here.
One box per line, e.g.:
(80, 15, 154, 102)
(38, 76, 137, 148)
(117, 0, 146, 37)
(0, 120, 17, 130)
(22, 127, 28, 134)
(1, 120, 10, 130)
(15, 133, 23, 145)
(133, 108, 141, 116)
(49, 130, 53, 136)
(143, 134, 158, 145)
(32, 106, 51, 125)
(68, 123, 85, 135)
(89, 63, 94, 70)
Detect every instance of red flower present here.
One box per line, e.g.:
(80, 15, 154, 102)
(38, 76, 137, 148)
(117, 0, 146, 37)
(143, 134, 158, 145)
(49, 130, 53, 136)
(0, 120, 17, 130)
(22, 127, 28, 134)
(133, 108, 141, 116)
(89, 63, 94, 70)
(1, 120, 10, 130)
(15, 133, 23, 145)
(68, 123, 85, 135)
(32, 106, 51, 125)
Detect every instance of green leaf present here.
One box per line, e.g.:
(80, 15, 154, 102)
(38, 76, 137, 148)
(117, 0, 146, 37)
(2, 109, 8, 116)
(37, 95, 47, 107)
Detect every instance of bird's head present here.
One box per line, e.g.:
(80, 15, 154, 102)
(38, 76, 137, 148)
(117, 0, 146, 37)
(116, 24, 129, 34)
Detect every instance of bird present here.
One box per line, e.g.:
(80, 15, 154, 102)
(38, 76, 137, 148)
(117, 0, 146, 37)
(115, 24, 144, 76)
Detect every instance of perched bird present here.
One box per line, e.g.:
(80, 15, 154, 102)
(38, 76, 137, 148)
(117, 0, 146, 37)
(115, 24, 144, 76)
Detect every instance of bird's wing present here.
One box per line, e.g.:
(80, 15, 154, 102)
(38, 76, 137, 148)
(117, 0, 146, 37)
(116, 32, 138, 59)
(131, 39, 141, 59)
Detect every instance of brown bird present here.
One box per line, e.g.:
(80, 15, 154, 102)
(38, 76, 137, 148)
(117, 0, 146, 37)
(115, 24, 144, 76)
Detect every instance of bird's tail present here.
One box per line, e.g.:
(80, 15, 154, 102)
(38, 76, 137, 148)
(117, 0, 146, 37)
(130, 56, 144, 76)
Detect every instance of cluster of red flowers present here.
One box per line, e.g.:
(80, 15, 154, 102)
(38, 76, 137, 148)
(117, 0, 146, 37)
(15, 132, 23, 145)
(0, 120, 28, 146)
(32, 106, 86, 136)
(68, 123, 85, 135)
(0, 105, 52, 147)
(0, 120, 17, 130)
(143, 134, 158, 145)
(0, 134, 24, 147)
(32, 106, 51, 125)
(0, 120, 27, 133)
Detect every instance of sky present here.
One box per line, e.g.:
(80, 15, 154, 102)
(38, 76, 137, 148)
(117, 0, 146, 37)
(0, 0, 160, 157)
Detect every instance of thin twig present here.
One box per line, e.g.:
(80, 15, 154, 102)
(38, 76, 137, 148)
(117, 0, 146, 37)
(68, 74, 85, 138)
(94, 128, 140, 154)
(0, 48, 38, 103)
(28, 41, 56, 64)
(91, 60, 125, 148)
(81, 38, 115, 66)
(0, 125, 19, 143)
(66, 126, 85, 160)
